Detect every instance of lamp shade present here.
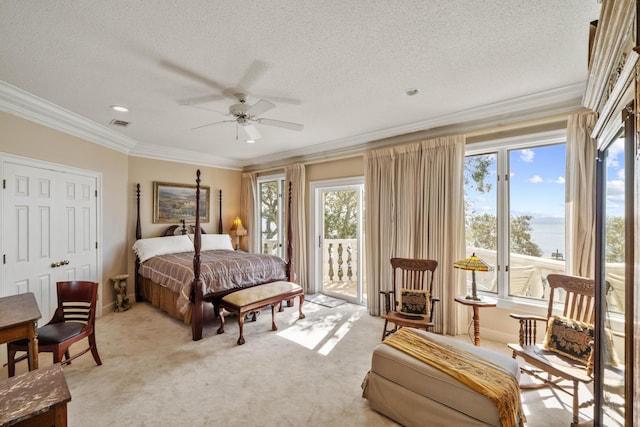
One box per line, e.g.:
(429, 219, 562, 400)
(230, 217, 247, 236)
(453, 253, 492, 272)
(453, 253, 493, 301)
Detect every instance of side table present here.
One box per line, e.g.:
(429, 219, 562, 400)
(0, 364, 71, 426)
(454, 295, 497, 346)
(0, 293, 42, 374)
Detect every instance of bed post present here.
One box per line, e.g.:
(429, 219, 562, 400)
(191, 170, 205, 341)
(218, 189, 223, 234)
(286, 181, 295, 283)
(135, 183, 143, 302)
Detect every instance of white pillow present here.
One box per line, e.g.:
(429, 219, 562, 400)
(132, 235, 194, 263)
(188, 233, 234, 251)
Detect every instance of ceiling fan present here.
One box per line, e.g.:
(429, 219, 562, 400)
(192, 93, 303, 141)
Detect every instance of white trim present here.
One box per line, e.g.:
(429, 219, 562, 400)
(0, 81, 137, 154)
(129, 144, 242, 170)
(2, 78, 584, 170)
(255, 174, 286, 258)
(246, 83, 584, 169)
(309, 177, 365, 303)
(465, 129, 567, 155)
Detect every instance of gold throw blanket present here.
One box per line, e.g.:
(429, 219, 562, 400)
(384, 329, 523, 427)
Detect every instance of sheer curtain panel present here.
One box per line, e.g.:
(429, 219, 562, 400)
(285, 163, 308, 291)
(566, 112, 597, 277)
(364, 135, 466, 334)
(241, 172, 257, 252)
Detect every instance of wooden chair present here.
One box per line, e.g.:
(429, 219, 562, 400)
(507, 274, 596, 427)
(380, 258, 439, 341)
(8, 281, 102, 377)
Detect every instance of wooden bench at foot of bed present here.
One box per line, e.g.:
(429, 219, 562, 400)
(217, 281, 305, 345)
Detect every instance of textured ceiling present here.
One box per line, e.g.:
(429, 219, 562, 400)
(0, 1, 601, 169)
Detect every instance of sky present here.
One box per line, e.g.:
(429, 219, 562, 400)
(509, 144, 566, 218)
(605, 136, 625, 217)
(466, 139, 626, 219)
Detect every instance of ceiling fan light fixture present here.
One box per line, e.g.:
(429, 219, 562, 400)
(110, 105, 129, 112)
(245, 139, 256, 144)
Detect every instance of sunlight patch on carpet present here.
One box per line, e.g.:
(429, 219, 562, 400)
(277, 310, 359, 355)
(306, 293, 346, 308)
(318, 311, 362, 355)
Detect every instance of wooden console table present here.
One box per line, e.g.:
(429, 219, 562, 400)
(0, 364, 71, 426)
(0, 293, 41, 373)
(454, 295, 497, 346)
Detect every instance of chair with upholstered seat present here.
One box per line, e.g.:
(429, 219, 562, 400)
(8, 281, 102, 377)
(380, 258, 439, 341)
(508, 274, 600, 427)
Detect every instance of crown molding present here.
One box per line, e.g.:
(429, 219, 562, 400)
(0, 80, 137, 153)
(1, 79, 585, 171)
(244, 82, 586, 170)
(128, 143, 242, 170)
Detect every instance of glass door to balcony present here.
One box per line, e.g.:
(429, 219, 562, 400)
(311, 178, 365, 305)
(595, 116, 630, 426)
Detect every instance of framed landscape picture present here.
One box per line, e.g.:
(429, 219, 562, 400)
(153, 181, 210, 224)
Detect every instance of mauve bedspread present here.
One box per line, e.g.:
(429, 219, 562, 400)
(138, 250, 287, 313)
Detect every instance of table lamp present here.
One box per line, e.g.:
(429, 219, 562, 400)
(453, 253, 493, 301)
(229, 217, 247, 250)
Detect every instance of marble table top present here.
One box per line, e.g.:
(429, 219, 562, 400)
(0, 364, 71, 426)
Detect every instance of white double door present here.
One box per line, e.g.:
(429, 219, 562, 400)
(1, 154, 100, 324)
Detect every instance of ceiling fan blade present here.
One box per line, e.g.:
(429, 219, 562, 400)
(237, 60, 269, 91)
(191, 119, 234, 131)
(240, 123, 262, 140)
(181, 104, 228, 115)
(246, 99, 275, 117)
(178, 94, 226, 106)
(159, 60, 226, 91)
(258, 118, 304, 131)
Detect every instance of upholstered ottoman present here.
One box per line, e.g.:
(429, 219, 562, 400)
(362, 328, 521, 427)
(217, 281, 305, 345)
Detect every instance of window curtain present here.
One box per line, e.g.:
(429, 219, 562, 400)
(240, 172, 257, 252)
(566, 112, 597, 278)
(364, 135, 466, 335)
(285, 163, 308, 292)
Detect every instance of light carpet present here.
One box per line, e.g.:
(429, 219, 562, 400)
(3, 299, 592, 426)
(306, 293, 347, 308)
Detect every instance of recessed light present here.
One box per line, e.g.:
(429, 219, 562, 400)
(404, 88, 420, 96)
(245, 139, 256, 144)
(110, 105, 129, 112)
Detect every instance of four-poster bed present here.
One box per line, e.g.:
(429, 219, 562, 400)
(133, 170, 295, 341)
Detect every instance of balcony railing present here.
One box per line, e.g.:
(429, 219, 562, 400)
(322, 238, 365, 301)
(468, 247, 625, 312)
(469, 247, 566, 301)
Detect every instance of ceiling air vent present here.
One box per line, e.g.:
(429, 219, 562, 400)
(109, 119, 130, 127)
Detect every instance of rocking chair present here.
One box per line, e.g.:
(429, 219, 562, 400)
(380, 258, 439, 341)
(508, 274, 597, 427)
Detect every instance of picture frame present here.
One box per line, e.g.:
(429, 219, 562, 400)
(153, 181, 210, 224)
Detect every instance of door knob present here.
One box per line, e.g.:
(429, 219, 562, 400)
(50, 260, 70, 268)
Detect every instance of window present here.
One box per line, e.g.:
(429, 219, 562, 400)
(257, 175, 285, 257)
(464, 132, 567, 301)
(602, 134, 625, 315)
